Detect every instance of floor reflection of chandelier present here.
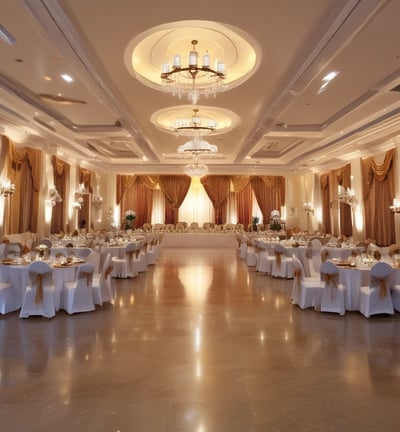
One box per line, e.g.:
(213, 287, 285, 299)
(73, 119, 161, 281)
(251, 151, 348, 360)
(161, 40, 226, 104)
(184, 161, 209, 178)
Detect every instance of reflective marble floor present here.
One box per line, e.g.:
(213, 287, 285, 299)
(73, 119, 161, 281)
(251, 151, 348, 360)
(1, 247, 400, 432)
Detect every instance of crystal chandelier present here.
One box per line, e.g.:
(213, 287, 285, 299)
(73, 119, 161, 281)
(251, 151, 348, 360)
(161, 40, 226, 104)
(172, 108, 217, 137)
(184, 161, 209, 178)
(337, 185, 357, 206)
(390, 198, 400, 213)
(178, 136, 218, 154)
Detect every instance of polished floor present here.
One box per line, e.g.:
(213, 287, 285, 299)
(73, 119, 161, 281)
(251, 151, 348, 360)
(1, 247, 400, 432)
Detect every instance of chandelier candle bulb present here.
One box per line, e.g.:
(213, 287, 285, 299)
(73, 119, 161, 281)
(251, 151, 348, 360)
(173, 54, 181, 67)
(202, 52, 210, 67)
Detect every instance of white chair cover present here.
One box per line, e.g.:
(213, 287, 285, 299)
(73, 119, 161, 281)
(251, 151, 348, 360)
(19, 261, 56, 318)
(291, 255, 323, 309)
(319, 261, 346, 315)
(92, 253, 115, 305)
(271, 244, 294, 279)
(112, 243, 139, 278)
(359, 261, 394, 318)
(61, 263, 95, 314)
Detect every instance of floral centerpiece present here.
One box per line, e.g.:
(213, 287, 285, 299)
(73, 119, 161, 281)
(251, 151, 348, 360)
(251, 216, 259, 232)
(270, 209, 282, 231)
(123, 210, 136, 230)
(35, 244, 49, 260)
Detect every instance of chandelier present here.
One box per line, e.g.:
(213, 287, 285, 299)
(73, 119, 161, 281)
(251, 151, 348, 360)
(161, 40, 226, 104)
(337, 185, 357, 206)
(184, 161, 209, 178)
(172, 108, 217, 137)
(178, 136, 218, 154)
(1, 179, 15, 197)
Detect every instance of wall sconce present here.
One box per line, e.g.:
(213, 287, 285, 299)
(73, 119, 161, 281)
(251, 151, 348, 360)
(390, 198, 400, 213)
(72, 196, 84, 210)
(337, 185, 357, 206)
(46, 186, 62, 207)
(92, 194, 104, 211)
(1, 179, 16, 197)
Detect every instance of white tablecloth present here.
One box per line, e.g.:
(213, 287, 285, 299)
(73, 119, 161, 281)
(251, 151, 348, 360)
(338, 264, 400, 311)
(162, 233, 237, 248)
(0, 262, 84, 311)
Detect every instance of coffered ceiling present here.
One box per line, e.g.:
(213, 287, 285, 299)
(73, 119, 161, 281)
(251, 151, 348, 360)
(0, 0, 400, 175)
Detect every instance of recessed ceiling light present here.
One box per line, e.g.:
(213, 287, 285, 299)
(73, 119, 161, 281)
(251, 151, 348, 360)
(317, 70, 339, 94)
(43, 75, 52, 81)
(60, 73, 74, 83)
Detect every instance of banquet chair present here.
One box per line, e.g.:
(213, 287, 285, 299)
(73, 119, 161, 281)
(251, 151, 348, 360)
(61, 263, 95, 314)
(38, 238, 52, 248)
(359, 262, 394, 318)
(86, 251, 101, 274)
(319, 261, 346, 315)
(146, 236, 157, 265)
(246, 239, 258, 267)
(137, 240, 148, 272)
(291, 255, 323, 309)
(271, 244, 294, 279)
(0, 275, 19, 315)
(112, 242, 139, 278)
(92, 253, 115, 305)
(304, 247, 322, 278)
(19, 261, 56, 319)
(255, 239, 274, 275)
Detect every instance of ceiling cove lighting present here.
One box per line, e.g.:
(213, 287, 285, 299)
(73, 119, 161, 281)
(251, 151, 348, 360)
(317, 70, 339, 94)
(172, 108, 217, 137)
(161, 39, 226, 104)
(0, 24, 16, 45)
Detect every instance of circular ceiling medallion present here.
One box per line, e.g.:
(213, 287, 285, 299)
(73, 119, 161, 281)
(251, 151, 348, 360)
(124, 20, 260, 93)
(151, 105, 240, 135)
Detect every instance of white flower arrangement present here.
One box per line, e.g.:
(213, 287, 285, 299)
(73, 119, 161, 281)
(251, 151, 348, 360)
(48, 186, 62, 206)
(124, 210, 136, 230)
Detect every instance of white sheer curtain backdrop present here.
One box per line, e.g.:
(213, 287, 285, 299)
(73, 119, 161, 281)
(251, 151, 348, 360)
(179, 177, 214, 225)
(151, 188, 165, 225)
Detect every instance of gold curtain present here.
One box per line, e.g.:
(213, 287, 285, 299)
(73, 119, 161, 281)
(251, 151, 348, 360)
(250, 176, 285, 222)
(237, 181, 253, 227)
(121, 177, 154, 228)
(51, 156, 70, 234)
(79, 167, 92, 192)
(116, 175, 137, 205)
(6, 138, 41, 234)
(159, 175, 191, 224)
(320, 174, 331, 234)
(362, 149, 395, 246)
(231, 175, 250, 193)
(139, 175, 160, 190)
(200, 175, 231, 224)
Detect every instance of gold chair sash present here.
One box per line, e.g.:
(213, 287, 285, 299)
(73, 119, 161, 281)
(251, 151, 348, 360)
(321, 250, 330, 262)
(324, 273, 338, 289)
(372, 276, 387, 298)
(29, 271, 52, 304)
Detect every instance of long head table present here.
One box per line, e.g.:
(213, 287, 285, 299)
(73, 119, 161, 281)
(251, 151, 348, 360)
(162, 232, 238, 248)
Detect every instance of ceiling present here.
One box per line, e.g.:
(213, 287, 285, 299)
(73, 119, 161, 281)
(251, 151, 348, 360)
(1, 0, 400, 176)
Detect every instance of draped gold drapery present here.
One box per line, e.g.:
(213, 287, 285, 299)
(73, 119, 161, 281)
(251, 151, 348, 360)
(236, 181, 253, 227)
(51, 156, 70, 234)
(6, 138, 41, 234)
(79, 167, 92, 192)
(159, 175, 191, 224)
(200, 175, 231, 224)
(362, 149, 395, 246)
(250, 176, 285, 223)
(320, 174, 331, 235)
(120, 176, 154, 227)
(231, 176, 250, 193)
(116, 175, 137, 205)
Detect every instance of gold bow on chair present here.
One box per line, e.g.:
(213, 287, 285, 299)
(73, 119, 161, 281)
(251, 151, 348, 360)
(372, 276, 388, 298)
(324, 272, 338, 300)
(29, 271, 52, 304)
(321, 250, 330, 262)
(274, 251, 283, 268)
(126, 250, 135, 263)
